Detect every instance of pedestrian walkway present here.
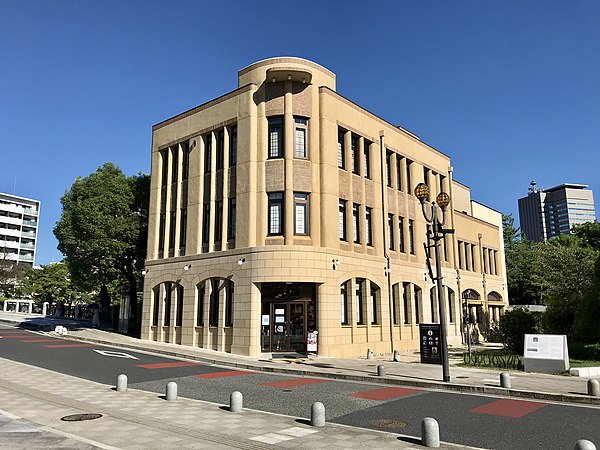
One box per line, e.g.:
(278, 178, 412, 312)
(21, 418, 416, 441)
(1, 311, 599, 449)
(0, 356, 475, 449)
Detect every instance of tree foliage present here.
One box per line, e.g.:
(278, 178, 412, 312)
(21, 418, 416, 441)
(21, 262, 94, 305)
(499, 308, 539, 354)
(54, 162, 149, 332)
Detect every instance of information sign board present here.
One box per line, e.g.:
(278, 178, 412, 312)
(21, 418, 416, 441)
(524, 334, 569, 373)
(307, 331, 318, 353)
(419, 324, 442, 365)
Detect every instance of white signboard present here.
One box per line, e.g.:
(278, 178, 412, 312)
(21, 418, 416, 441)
(524, 334, 569, 373)
(307, 331, 318, 353)
(261, 315, 269, 326)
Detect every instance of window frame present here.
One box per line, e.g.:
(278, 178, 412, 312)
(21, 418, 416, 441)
(294, 117, 308, 159)
(339, 199, 347, 241)
(268, 192, 284, 236)
(268, 117, 283, 159)
(294, 192, 309, 235)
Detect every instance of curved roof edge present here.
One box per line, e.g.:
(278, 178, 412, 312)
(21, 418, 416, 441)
(238, 56, 336, 79)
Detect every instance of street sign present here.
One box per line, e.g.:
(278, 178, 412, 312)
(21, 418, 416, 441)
(419, 323, 442, 365)
(93, 349, 138, 359)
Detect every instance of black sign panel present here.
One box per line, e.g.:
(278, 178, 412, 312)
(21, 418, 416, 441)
(419, 323, 442, 365)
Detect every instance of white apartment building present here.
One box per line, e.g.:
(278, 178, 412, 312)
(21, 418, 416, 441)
(0, 192, 40, 266)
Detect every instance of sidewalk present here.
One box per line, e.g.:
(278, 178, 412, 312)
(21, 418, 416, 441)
(0, 312, 598, 449)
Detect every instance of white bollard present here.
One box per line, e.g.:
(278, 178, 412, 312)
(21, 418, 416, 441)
(166, 381, 178, 401)
(587, 379, 600, 397)
(230, 391, 243, 413)
(500, 372, 511, 389)
(377, 365, 386, 376)
(310, 402, 325, 427)
(421, 417, 440, 448)
(116, 374, 128, 392)
(574, 439, 596, 450)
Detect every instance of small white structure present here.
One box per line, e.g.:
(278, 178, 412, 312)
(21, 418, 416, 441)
(524, 334, 569, 373)
(2, 299, 34, 314)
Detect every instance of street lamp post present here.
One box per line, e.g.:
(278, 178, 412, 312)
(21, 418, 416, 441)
(414, 182, 453, 382)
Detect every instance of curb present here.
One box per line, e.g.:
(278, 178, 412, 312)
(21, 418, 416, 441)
(60, 332, 600, 407)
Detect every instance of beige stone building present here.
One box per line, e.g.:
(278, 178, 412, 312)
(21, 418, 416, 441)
(141, 57, 508, 357)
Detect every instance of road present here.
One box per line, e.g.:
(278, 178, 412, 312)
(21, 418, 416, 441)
(1, 324, 598, 449)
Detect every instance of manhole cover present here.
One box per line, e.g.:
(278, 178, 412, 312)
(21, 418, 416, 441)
(371, 419, 407, 429)
(61, 413, 103, 422)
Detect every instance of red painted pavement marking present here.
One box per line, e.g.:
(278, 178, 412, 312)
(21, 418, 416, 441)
(261, 378, 330, 388)
(194, 371, 258, 379)
(21, 339, 61, 343)
(44, 343, 96, 348)
(351, 387, 423, 400)
(136, 362, 200, 369)
(469, 398, 547, 418)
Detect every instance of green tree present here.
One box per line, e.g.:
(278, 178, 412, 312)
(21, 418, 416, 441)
(572, 256, 600, 344)
(502, 213, 520, 249)
(541, 235, 598, 335)
(572, 221, 600, 251)
(22, 262, 93, 305)
(505, 238, 545, 305)
(499, 308, 538, 354)
(54, 163, 149, 334)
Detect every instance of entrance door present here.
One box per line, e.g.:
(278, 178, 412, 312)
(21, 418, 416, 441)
(269, 302, 306, 353)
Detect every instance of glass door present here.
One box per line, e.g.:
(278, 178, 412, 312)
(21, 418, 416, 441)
(272, 303, 289, 351)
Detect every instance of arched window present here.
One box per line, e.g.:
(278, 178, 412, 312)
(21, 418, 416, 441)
(447, 287, 455, 323)
(414, 285, 422, 324)
(487, 291, 502, 301)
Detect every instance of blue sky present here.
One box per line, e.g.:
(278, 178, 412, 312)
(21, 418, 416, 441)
(2, 1, 599, 266)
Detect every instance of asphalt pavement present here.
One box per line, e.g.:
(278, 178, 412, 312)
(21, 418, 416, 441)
(1, 311, 599, 449)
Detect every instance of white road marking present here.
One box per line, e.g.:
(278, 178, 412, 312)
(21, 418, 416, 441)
(92, 349, 138, 359)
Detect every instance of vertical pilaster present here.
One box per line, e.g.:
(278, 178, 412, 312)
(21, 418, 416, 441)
(284, 81, 294, 243)
(208, 132, 217, 250)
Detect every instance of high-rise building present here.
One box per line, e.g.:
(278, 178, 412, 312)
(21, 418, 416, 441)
(518, 181, 596, 242)
(141, 57, 508, 357)
(0, 192, 40, 266)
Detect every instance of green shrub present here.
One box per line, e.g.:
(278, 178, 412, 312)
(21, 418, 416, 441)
(570, 342, 600, 361)
(499, 308, 538, 354)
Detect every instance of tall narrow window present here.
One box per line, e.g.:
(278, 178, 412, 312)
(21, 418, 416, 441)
(294, 118, 308, 158)
(447, 288, 455, 323)
(204, 134, 212, 173)
(392, 284, 399, 325)
(179, 209, 187, 254)
(164, 283, 172, 326)
(196, 285, 205, 326)
(268, 192, 284, 235)
(176, 284, 184, 327)
(158, 213, 166, 255)
(370, 284, 379, 325)
(168, 211, 176, 257)
(182, 142, 190, 181)
(229, 125, 237, 166)
(424, 167, 430, 189)
(338, 128, 345, 169)
(216, 129, 225, 170)
(386, 150, 392, 187)
(228, 198, 236, 240)
(363, 140, 371, 179)
(152, 288, 160, 326)
(159, 149, 168, 257)
(294, 192, 309, 235)
(388, 214, 395, 250)
(353, 203, 360, 243)
(214, 200, 223, 242)
(340, 281, 349, 325)
(356, 279, 364, 325)
(408, 219, 415, 254)
(268, 117, 283, 158)
(402, 282, 410, 324)
(406, 160, 412, 193)
(414, 286, 421, 324)
(209, 279, 219, 327)
(365, 207, 373, 246)
(202, 203, 210, 244)
(225, 279, 234, 327)
(398, 216, 405, 253)
(339, 200, 347, 241)
(396, 157, 403, 191)
(351, 135, 359, 174)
